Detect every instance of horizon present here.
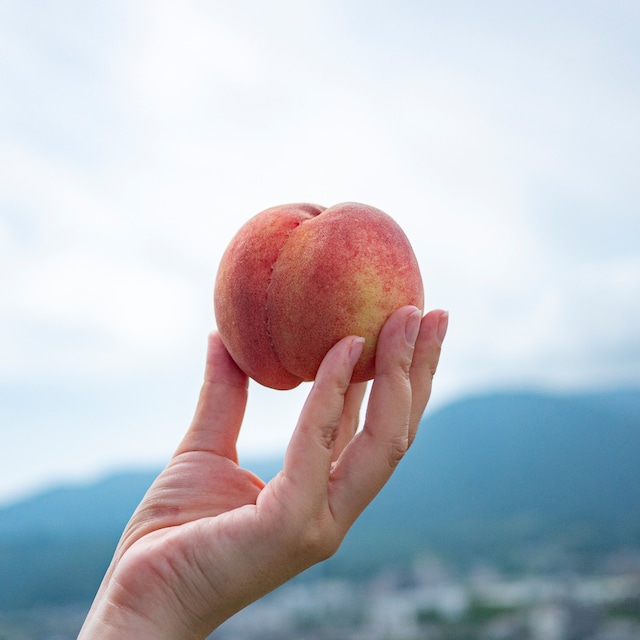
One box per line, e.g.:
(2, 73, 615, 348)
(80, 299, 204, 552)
(2, 382, 639, 508)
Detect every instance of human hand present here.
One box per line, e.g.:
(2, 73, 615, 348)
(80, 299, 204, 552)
(78, 305, 448, 639)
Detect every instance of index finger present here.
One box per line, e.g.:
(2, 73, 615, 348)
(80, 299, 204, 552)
(281, 335, 365, 509)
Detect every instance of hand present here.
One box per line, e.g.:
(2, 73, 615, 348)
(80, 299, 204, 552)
(78, 305, 448, 639)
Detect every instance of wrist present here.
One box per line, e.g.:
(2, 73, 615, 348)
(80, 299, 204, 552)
(78, 587, 207, 640)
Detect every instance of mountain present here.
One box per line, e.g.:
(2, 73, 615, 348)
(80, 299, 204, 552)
(334, 389, 640, 573)
(1, 389, 639, 611)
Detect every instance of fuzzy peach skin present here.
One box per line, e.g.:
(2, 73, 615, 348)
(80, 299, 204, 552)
(214, 202, 424, 389)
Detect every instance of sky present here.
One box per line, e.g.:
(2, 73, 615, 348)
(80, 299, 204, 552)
(1, 0, 639, 505)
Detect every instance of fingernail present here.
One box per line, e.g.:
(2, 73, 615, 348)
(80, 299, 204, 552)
(348, 337, 366, 368)
(437, 311, 449, 345)
(405, 308, 422, 346)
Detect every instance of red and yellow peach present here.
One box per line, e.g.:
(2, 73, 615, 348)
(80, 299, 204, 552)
(214, 202, 423, 389)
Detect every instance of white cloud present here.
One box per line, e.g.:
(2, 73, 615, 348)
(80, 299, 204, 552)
(0, 142, 207, 382)
(125, 3, 262, 114)
(1, 0, 639, 502)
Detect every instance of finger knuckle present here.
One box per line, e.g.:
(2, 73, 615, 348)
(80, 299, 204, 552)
(386, 434, 409, 469)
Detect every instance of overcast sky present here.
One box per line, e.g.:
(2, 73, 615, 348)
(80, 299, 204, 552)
(1, 0, 639, 505)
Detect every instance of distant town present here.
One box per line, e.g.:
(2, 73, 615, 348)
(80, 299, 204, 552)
(3, 548, 639, 640)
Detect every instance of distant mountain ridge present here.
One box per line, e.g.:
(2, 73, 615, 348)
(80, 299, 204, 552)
(336, 388, 640, 572)
(1, 388, 639, 610)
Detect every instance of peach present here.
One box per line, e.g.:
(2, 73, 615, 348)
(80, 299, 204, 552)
(214, 202, 424, 390)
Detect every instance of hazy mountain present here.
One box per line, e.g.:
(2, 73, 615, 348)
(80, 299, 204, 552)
(1, 389, 639, 611)
(335, 389, 640, 573)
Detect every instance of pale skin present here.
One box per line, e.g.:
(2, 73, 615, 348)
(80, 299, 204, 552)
(78, 305, 448, 639)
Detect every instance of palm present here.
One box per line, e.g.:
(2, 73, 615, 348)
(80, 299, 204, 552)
(126, 451, 265, 540)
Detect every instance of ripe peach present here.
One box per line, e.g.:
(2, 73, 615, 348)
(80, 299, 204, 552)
(214, 202, 424, 390)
